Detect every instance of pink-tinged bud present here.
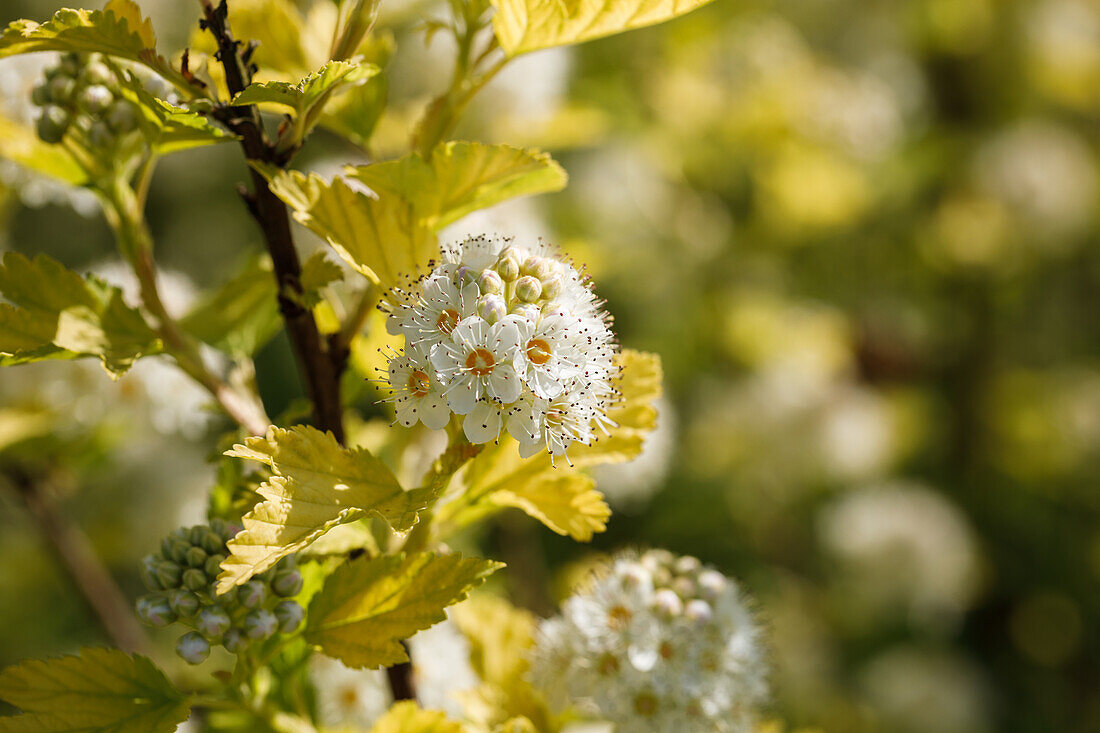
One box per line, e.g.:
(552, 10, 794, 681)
(176, 631, 210, 664)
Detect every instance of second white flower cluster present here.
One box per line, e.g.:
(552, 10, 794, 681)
(384, 234, 618, 457)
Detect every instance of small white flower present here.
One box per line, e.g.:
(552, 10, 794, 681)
(387, 351, 450, 430)
(395, 268, 480, 350)
(430, 315, 526, 415)
(514, 313, 585, 399)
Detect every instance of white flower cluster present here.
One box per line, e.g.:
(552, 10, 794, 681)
(384, 234, 617, 457)
(530, 549, 767, 733)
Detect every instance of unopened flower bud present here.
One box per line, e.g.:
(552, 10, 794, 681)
(31, 82, 51, 106)
(79, 84, 114, 114)
(199, 529, 224, 556)
(696, 569, 726, 600)
(683, 599, 713, 624)
(672, 577, 695, 599)
(621, 564, 650, 590)
(238, 580, 268, 609)
(204, 554, 226, 580)
(176, 631, 210, 664)
(515, 275, 542, 303)
(209, 518, 227, 537)
(47, 75, 76, 105)
(524, 256, 556, 282)
(163, 535, 190, 564)
(477, 268, 504, 295)
(169, 589, 200, 617)
(196, 607, 231, 639)
(674, 555, 701, 575)
(184, 546, 207, 568)
(58, 53, 81, 77)
(35, 106, 70, 144)
(653, 588, 683, 619)
(136, 595, 175, 627)
(273, 600, 304, 633)
(155, 560, 182, 588)
(139, 554, 162, 590)
(271, 568, 303, 598)
(182, 568, 208, 592)
(495, 249, 522, 281)
(540, 275, 563, 300)
(244, 609, 278, 640)
(222, 627, 247, 654)
(477, 293, 507, 324)
(80, 60, 113, 87)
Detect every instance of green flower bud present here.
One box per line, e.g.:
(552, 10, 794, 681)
(199, 528, 224, 556)
(31, 82, 51, 107)
(136, 595, 175, 627)
(105, 100, 138, 135)
(182, 568, 208, 592)
(189, 525, 208, 546)
(495, 248, 523, 282)
(477, 268, 504, 295)
(204, 553, 226, 580)
(209, 518, 227, 537)
(184, 545, 207, 569)
(47, 75, 76, 105)
(139, 554, 162, 591)
(169, 589, 200, 617)
(515, 275, 542, 303)
(273, 600, 304, 633)
(477, 294, 507, 324)
(78, 84, 113, 114)
(176, 631, 210, 664)
(540, 275, 563, 301)
(88, 120, 114, 149)
(196, 607, 231, 639)
(238, 580, 268, 609)
(163, 535, 190, 564)
(218, 522, 240, 544)
(243, 609, 278, 640)
(155, 560, 182, 589)
(35, 106, 70, 144)
(58, 52, 81, 78)
(523, 256, 556, 282)
(222, 627, 247, 654)
(80, 60, 113, 87)
(271, 568, 303, 598)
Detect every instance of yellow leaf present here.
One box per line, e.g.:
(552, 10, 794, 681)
(489, 471, 610, 541)
(491, 0, 717, 55)
(369, 701, 464, 733)
(264, 169, 438, 289)
(217, 425, 434, 594)
(347, 141, 568, 230)
(306, 552, 503, 669)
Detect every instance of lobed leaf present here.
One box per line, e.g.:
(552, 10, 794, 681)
(115, 73, 237, 155)
(297, 252, 344, 308)
(488, 472, 610, 541)
(263, 168, 438, 289)
(217, 425, 434, 593)
(0, 647, 188, 733)
(368, 701, 464, 733)
(180, 255, 281, 356)
(491, 0, 717, 55)
(347, 141, 568, 230)
(0, 252, 161, 377)
(306, 552, 503, 669)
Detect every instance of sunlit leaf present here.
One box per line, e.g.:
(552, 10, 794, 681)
(491, 0, 717, 55)
(116, 73, 237, 154)
(218, 425, 434, 593)
(368, 701, 464, 733)
(0, 648, 188, 733)
(262, 168, 437, 289)
(0, 116, 87, 186)
(347, 141, 567, 229)
(489, 471, 610, 541)
(179, 255, 280, 356)
(298, 252, 344, 308)
(306, 551, 502, 668)
(0, 252, 161, 377)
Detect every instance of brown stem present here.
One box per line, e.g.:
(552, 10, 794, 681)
(6, 467, 149, 654)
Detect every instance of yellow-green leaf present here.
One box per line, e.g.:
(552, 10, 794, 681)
(489, 471, 609, 541)
(0, 0, 188, 93)
(233, 61, 379, 147)
(347, 141, 568, 230)
(0, 647, 188, 733)
(180, 255, 281, 357)
(218, 425, 434, 593)
(264, 168, 437, 289)
(306, 552, 503, 669)
(368, 701, 464, 733)
(0, 252, 161, 377)
(116, 73, 237, 154)
(0, 116, 87, 186)
(298, 252, 344, 308)
(491, 0, 717, 55)
(451, 595, 536, 687)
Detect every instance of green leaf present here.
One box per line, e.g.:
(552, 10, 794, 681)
(0, 116, 87, 187)
(0, 647, 188, 733)
(368, 701, 464, 733)
(180, 255, 281, 356)
(115, 73, 237, 154)
(262, 168, 438, 289)
(306, 552, 503, 669)
(298, 252, 344, 308)
(0, 252, 161, 377)
(0, 0, 187, 92)
(488, 471, 610, 541)
(347, 141, 568, 230)
(218, 425, 436, 593)
(233, 61, 379, 147)
(491, 0, 717, 55)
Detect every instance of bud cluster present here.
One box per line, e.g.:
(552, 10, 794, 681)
(530, 549, 767, 732)
(30, 52, 139, 147)
(136, 520, 305, 664)
(384, 234, 618, 458)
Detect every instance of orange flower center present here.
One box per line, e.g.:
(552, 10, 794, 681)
(525, 338, 553, 365)
(465, 348, 496, 376)
(407, 370, 431, 397)
(437, 309, 460, 334)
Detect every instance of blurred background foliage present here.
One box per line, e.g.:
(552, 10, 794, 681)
(2, 0, 1099, 731)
